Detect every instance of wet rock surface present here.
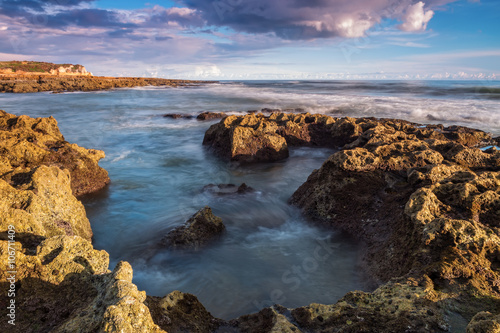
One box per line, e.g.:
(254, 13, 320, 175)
(197, 111, 227, 120)
(202, 183, 255, 196)
(160, 206, 226, 250)
(0, 110, 110, 196)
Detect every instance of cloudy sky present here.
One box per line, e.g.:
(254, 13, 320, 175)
(0, 0, 498, 79)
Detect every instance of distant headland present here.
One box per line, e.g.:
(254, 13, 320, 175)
(0, 61, 215, 93)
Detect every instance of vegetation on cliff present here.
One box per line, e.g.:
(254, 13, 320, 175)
(0, 61, 87, 74)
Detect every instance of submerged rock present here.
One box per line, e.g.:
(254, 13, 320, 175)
(202, 183, 255, 195)
(161, 206, 225, 250)
(197, 111, 227, 120)
(163, 113, 194, 119)
(0, 110, 110, 196)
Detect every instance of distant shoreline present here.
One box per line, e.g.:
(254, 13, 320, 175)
(0, 74, 217, 93)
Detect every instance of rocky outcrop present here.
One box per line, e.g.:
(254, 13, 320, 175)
(203, 113, 493, 163)
(0, 110, 109, 196)
(161, 206, 226, 250)
(285, 115, 500, 330)
(0, 111, 165, 332)
(203, 114, 289, 163)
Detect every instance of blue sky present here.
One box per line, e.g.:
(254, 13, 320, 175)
(0, 0, 498, 79)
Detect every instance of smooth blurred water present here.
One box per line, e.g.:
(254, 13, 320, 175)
(1, 80, 499, 319)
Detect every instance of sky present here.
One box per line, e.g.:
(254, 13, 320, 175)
(0, 0, 498, 79)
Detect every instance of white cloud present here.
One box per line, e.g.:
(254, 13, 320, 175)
(398, 2, 434, 32)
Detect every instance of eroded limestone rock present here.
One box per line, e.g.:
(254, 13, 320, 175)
(0, 110, 109, 196)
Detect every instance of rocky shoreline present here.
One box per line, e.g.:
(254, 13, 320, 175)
(0, 75, 216, 93)
(1, 110, 500, 332)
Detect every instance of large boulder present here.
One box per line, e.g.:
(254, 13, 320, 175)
(204, 114, 289, 163)
(161, 206, 225, 250)
(0, 110, 110, 196)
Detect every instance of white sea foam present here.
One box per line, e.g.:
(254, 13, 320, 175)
(201, 83, 500, 134)
(110, 150, 134, 162)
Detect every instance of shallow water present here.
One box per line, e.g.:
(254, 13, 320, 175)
(1, 80, 499, 319)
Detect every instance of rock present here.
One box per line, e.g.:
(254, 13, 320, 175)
(0, 236, 164, 333)
(146, 291, 222, 332)
(0, 110, 110, 196)
(164, 113, 182, 119)
(289, 113, 500, 328)
(161, 206, 225, 249)
(0, 165, 93, 243)
(203, 114, 289, 163)
(227, 305, 301, 332)
(467, 312, 500, 333)
(204, 113, 491, 163)
(202, 183, 255, 195)
(197, 111, 227, 120)
(290, 278, 446, 332)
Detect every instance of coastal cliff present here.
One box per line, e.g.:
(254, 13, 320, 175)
(0, 61, 213, 93)
(1, 110, 500, 332)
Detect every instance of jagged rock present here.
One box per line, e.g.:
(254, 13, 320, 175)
(202, 183, 255, 195)
(289, 114, 500, 328)
(204, 114, 289, 163)
(146, 291, 222, 332)
(0, 110, 110, 196)
(0, 236, 164, 333)
(290, 278, 447, 332)
(161, 206, 225, 250)
(204, 113, 493, 163)
(197, 111, 227, 120)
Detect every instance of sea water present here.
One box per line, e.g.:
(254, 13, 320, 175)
(1, 80, 499, 319)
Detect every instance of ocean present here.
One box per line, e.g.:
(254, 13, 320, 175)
(1, 80, 499, 320)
